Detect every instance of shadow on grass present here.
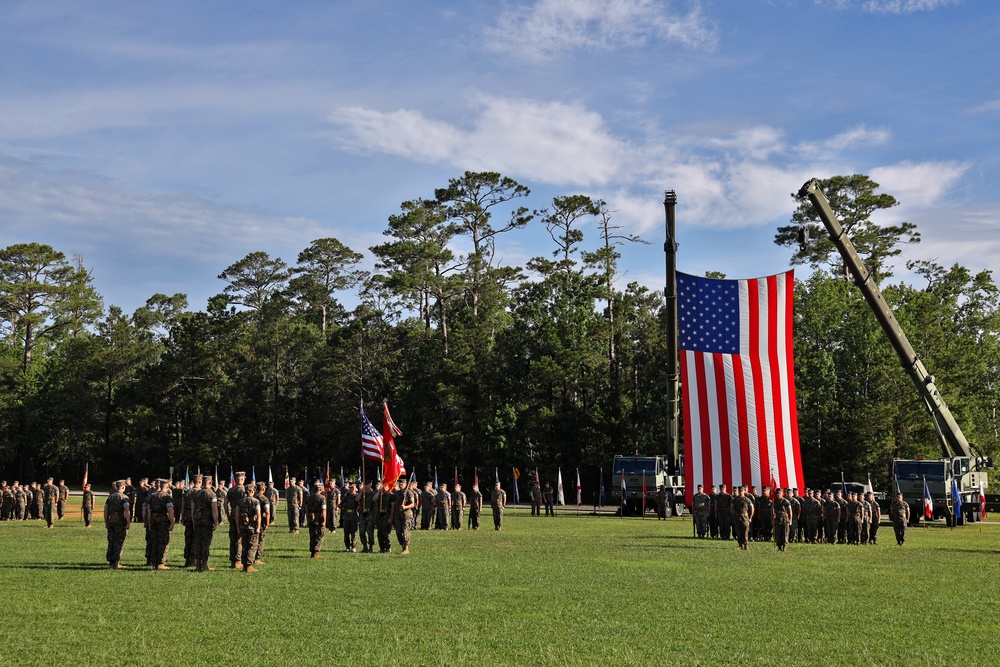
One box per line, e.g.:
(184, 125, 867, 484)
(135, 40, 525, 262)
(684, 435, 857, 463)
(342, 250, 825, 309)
(0, 563, 119, 571)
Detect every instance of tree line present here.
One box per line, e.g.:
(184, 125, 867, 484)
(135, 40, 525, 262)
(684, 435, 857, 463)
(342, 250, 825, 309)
(1, 172, 997, 492)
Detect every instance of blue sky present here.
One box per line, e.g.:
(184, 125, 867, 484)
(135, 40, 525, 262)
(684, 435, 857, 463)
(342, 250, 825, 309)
(1, 0, 998, 313)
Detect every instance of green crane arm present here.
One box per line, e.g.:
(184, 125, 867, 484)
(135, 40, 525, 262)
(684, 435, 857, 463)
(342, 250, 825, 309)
(799, 179, 973, 460)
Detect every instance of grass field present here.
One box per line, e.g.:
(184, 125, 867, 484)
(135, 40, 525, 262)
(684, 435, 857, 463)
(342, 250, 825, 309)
(1, 502, 998, 666)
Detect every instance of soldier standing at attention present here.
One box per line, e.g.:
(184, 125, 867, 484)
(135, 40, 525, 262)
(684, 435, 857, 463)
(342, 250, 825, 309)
(297, 479, 308, 528)
(836, 490, 849, 544)
(234, 485, 262, 572)
(358, 480, 376, 553)
(692, 485, 710, 538)
(15, 483, 27, 521)
(190, 475, 220, 572)
(468, 483, 483, 530)
(787, 489, 800, 543)
(326, 477, 340, 534)
(542, 482, 555, 516)
(375, 483, 394, 553)
(450, 483, 467, 530)
(43, 477, 58, 528)
(491, 482, 507, 531)
(847, 492, 862, 546)
(420, 482, 435, 530)
(265, 481, 279, 525)
(180, 474, 200, 567)
(867, 492, 880, 545)
(341, 480, 360, 552)
(214, 479, 227, 525)
(435, 483, 451, 530)
(772, 488, 792, 552)
(859, 493, 871, 545)
(757, 487, 773, 542)
(889, 492, 910, 546)
(32, 481, 44, 520)
(286, 477, 300, 533)
(305, 481, 327, 558)
(226, 472, 248, 569)
(656, 485, 668, 520)
(715, 484, 733, 541)
(823, 491, 841, 545)
(81, 483, 94, 527)
(145, 479, 175, 570)
(392, 478, 418, 554)
(732, 487, 754, 550)
(104, 480, 131, 569)
(57, 479, 69, 520)
(707, 486, 718, 539)
(529, 481, 542, 516)
(252, 482, 270, 565)
(134, 478, 150, 526)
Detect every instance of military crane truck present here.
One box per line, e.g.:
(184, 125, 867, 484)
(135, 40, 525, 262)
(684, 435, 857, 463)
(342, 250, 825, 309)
(608, 455, 684, 516)
(801, 180, 992, 525)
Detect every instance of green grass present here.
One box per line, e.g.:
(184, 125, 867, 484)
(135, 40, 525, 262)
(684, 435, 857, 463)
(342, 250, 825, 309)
(1, 503, 998, 666)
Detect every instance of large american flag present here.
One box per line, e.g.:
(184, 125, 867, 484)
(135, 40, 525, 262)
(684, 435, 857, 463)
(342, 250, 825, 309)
(361, 405, 384, 461)
(678, 270, 803, 504)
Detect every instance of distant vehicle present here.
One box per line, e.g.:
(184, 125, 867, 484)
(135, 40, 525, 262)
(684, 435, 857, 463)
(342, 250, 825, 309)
(608, 455, 683, 516)
(802, 181, 991, 526)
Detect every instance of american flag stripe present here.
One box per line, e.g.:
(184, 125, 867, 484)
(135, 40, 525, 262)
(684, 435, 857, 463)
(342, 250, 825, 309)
(361, 408, 384, 461)
(680, 271, 803, 503)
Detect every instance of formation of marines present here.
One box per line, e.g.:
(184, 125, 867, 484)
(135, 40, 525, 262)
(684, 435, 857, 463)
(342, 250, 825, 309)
(691, 484, 889, 550)
(0, 478, 70, 526)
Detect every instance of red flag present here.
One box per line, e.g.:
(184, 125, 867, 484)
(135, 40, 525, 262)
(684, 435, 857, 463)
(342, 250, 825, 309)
(679, 271, 804, 505)
(381, 402, 404, 489)
(325, 461, 331, 492)
(82, 463, 89, 488)
(980, 484, 988, 520)
(769, 470, 779, 501)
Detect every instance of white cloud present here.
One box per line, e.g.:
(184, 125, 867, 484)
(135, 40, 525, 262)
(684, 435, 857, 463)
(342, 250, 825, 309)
(869, 160, 970, 207)
(861, 0, 960, 14)
(485, 0, 716, 61)
(969, 99, 1000, 114)
(796, 124, 891, 157)
(329, 96, 627, 187)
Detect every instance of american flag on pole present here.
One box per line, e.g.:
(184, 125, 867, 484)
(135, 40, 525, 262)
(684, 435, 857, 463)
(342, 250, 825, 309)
(678, 271, 803, 505)
(361, 403, 384, 462)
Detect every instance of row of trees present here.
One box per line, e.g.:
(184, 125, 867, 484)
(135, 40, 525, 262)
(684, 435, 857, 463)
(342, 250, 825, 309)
(1, 172, 998, 491)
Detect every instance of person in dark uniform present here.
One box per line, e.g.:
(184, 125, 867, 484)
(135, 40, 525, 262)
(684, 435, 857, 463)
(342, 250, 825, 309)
(529, 481, 542, 517)
(434, 483, 451, 530)
(286, 477, 300, 533)
(305, 481, 327, 558)
(468, 483, 483, 530)
(104, 480, 131, 569)
(341, 480, 360, 552)
(226, 472, 248, 568)
(190, 475, 220, 572)
(81, 483, 94, 527)
(772, 488, 791, 552)
(145, 479, 175, 570)
(450, 483, 466, 530)
(42, 477, 58, 528)
(419, 481, 435, 530)
(890, 492, 910, 546)
(491, 482, 507, 531)
(392, 478, 417, 554)
(235, 485, 262, 572)
(375, 483, 393, 553)
(542, 482, 555, 516)
(57, 479, 69, 520)
(358, 480, 376, 553)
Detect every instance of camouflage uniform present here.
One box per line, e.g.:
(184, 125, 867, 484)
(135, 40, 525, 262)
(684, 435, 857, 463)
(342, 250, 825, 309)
(847, 495, 862, 545)
(434, 487, 451, 530)
(190, 485, 219, 567)
(81, 487, 94, 526)
(215, 483, 228, 524)
(146, 485, 174, 567)
(325, 484, 340, 533)
(529, 483, 542, 516)
(860, 497, 871, 545)
(468, 487, 483, 530)
(890, 496, 910, 545)
(42, 480, 58, 527)
(394, 485, 417, 551)
(375, 487, 393, 553)
(286, 481, 301, 532)
(15, 486, 27, 521)
(341, 486, 359, 551)
(804, 492, 822, 543)
(692, 489, 711, 538)
(757, 492, 773, 542)
(823, 496, 840, 544)
(491, 486, 507, 530)
(732, 490, 754, 550)
(358, 485, 376, 552)
(450, 488, 467, 530)
(104, 484, 130, 567)
(237, 493, 262, 571)
(305, 487, 327, 556)
(180, 482, 197, 565)
(226, 479, 248, 566)
(773, 495, 791, 552)
(32, 485, 43, 520)
(708, 489, 719, 538)
(57, 482, 69, 520)
(715, 489, 733, 541)
(788, 493, 800, 543)
(867, 495, 880, 544)
(419, 484, 435, 530)
(253, 483, 270, 563)
(837, 494, 849, 544)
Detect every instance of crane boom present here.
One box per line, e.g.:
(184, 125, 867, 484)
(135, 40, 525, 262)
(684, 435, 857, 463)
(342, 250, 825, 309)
(799, 179, 973, 460)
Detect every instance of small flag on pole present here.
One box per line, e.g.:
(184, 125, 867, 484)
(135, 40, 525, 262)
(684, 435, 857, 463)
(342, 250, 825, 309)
(229, 467, 235, 486)
(251, 466, 256, 482)
(284, 467, 290, 489)
(980, 483, 987, 520)
(642, 472, 647, 514)
(893, 475, 901, 497)
(495, 468, 499, 485)
(576, 469, 582, 507)
(455, 466, 459, 486)
(184, 467, 190, 488)
(268, 466, 274, 485)
(434, 467, 439, 491)
(923, 477, 934, 519)
(513, 468, 520, 504)
(864, 473, 873, 495)
(82, 462, 89, 488)
(557, 468, 565, 505)
(599, 468, 605, 507)
(620, 471, 627, 513)
(325, 461, 331, 491)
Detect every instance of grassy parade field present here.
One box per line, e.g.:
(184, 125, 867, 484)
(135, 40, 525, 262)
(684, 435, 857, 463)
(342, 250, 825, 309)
(0, 502, 997, 666)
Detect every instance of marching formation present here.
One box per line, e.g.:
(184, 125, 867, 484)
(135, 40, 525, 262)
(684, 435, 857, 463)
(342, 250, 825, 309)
(689, 485, 911, 550)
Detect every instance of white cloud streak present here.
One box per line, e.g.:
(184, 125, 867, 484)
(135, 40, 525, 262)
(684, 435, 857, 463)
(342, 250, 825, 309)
(485, 0, 716, 61)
